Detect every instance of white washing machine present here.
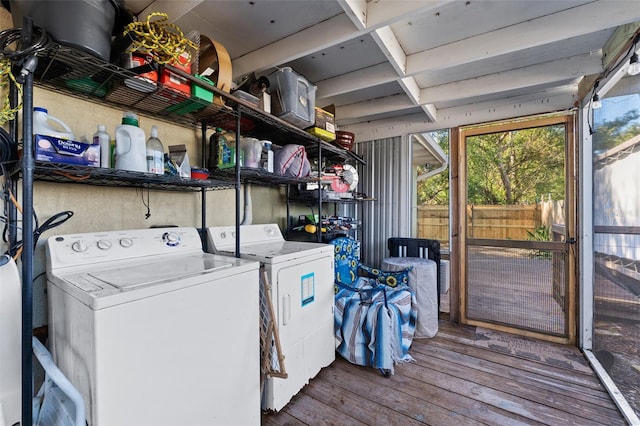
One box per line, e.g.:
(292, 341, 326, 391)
(207, 224, 335, 412)
(46, 227, 261, 426)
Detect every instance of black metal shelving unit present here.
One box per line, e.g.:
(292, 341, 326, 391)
(4, 32, 370, 424)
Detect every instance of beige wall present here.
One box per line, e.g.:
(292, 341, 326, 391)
(0, 8, 291, 326)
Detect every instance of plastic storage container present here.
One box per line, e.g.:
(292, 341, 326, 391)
(267, 67, 316, 129)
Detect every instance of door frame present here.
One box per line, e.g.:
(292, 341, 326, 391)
(450, 113, 577, 344)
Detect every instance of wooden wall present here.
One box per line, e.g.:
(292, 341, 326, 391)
(418, 201, 564, 244)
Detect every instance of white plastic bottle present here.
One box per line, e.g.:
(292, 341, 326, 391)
(33, 107, 75, 140)
(146, 125, 164, 175)
(93, 124, 111, 168)
(115, 112, 147, 172)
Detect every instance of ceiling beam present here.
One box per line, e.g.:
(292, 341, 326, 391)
(420, 52, 602, 104)
(340, 85, 578, 138)
(371, 26, 407, 75)
(315, 63, 397, 100)
(337, 0, 456, 30)
(234, 0, 455, 78)
(137, 0, 204, 21)
(406, 1, 640, 73)
(329, 53, 592, 123)
(336, 93, 415, 119)
(365, 0, 455, 28)
(232, 14, 357, 78)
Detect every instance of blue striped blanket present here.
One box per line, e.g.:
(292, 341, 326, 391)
(334, 277, 417, 374)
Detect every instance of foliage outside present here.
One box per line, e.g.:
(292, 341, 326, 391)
(526, 225, 552, 259)
(417, 125, 566, 206)
(417, 130, 449, 205)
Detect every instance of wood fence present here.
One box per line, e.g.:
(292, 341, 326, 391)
(417, 201, 564, 244)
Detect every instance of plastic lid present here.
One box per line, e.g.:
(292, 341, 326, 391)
(34, 107, 48, 113)
(122, 111, 139, 126)
(98, 124, 106, 132)
(150, 125, 158, 138)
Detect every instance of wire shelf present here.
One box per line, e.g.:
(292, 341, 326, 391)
(32, 42, 364, 166)
(23, 162, 235, 192)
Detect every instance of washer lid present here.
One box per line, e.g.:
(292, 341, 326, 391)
(232, 240, 334, 264)
(50, 253, 258, 309)
(89, 254, 232, 290)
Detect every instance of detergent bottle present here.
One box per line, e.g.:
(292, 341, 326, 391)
(33, 107, 75, 140)
(115, 112, 147, 172)
(93, 124, 111, 168)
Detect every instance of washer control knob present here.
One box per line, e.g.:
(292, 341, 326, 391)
(97, 239, 112, 250)
(163, 232, 181, 247)
(119, 238, 134, 248)
(71, 240, 88, 252)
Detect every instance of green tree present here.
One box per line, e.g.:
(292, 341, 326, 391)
(417, 130, 449, 205)
(467, 125, 565, 205)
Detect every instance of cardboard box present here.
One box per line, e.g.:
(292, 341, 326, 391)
(306, 107, 336, 142)
(35, 134, 100, 167)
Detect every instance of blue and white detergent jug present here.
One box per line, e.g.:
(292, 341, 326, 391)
(33, 107, 75, 140)
(115, 111, 147, 172)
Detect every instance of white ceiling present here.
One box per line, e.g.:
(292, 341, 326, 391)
(124, 0, 640, 143)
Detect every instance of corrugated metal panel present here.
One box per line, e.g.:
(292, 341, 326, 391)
(354, 136, 412, 266)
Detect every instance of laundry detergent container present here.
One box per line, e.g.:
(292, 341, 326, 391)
(268, 67, 316, 129)
(10, 0, 118, 61)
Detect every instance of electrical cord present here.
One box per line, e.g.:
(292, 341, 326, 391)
(4, 207, 73, 261)
(0, 127, 16, 173)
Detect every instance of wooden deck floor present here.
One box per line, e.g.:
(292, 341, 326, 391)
(262, 318, 625, 425)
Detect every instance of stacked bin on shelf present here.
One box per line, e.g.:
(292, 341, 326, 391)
(267, 67, 317, 129)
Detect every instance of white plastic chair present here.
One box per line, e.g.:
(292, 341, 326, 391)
(32, 337, 85, 426)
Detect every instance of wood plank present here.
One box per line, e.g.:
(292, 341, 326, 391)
(329, 357, 540, 426)
(300, 376, 426, 425)
(426, 335, 605, 391)
(269, 392, 366, 426)
(411, 339, 619, 410)
(262, 410, 304, 425)
(262, 321, 626, 425)
(320, 358, 485, 426)
(395, 355, 612, 425)
(469, 327, 592, 373)
(408, 349, 624, 425)
(434, 319, 476, 341)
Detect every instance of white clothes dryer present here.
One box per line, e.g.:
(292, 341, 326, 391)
(207, 224, 335, 412)
(46, 227, 261, 426)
